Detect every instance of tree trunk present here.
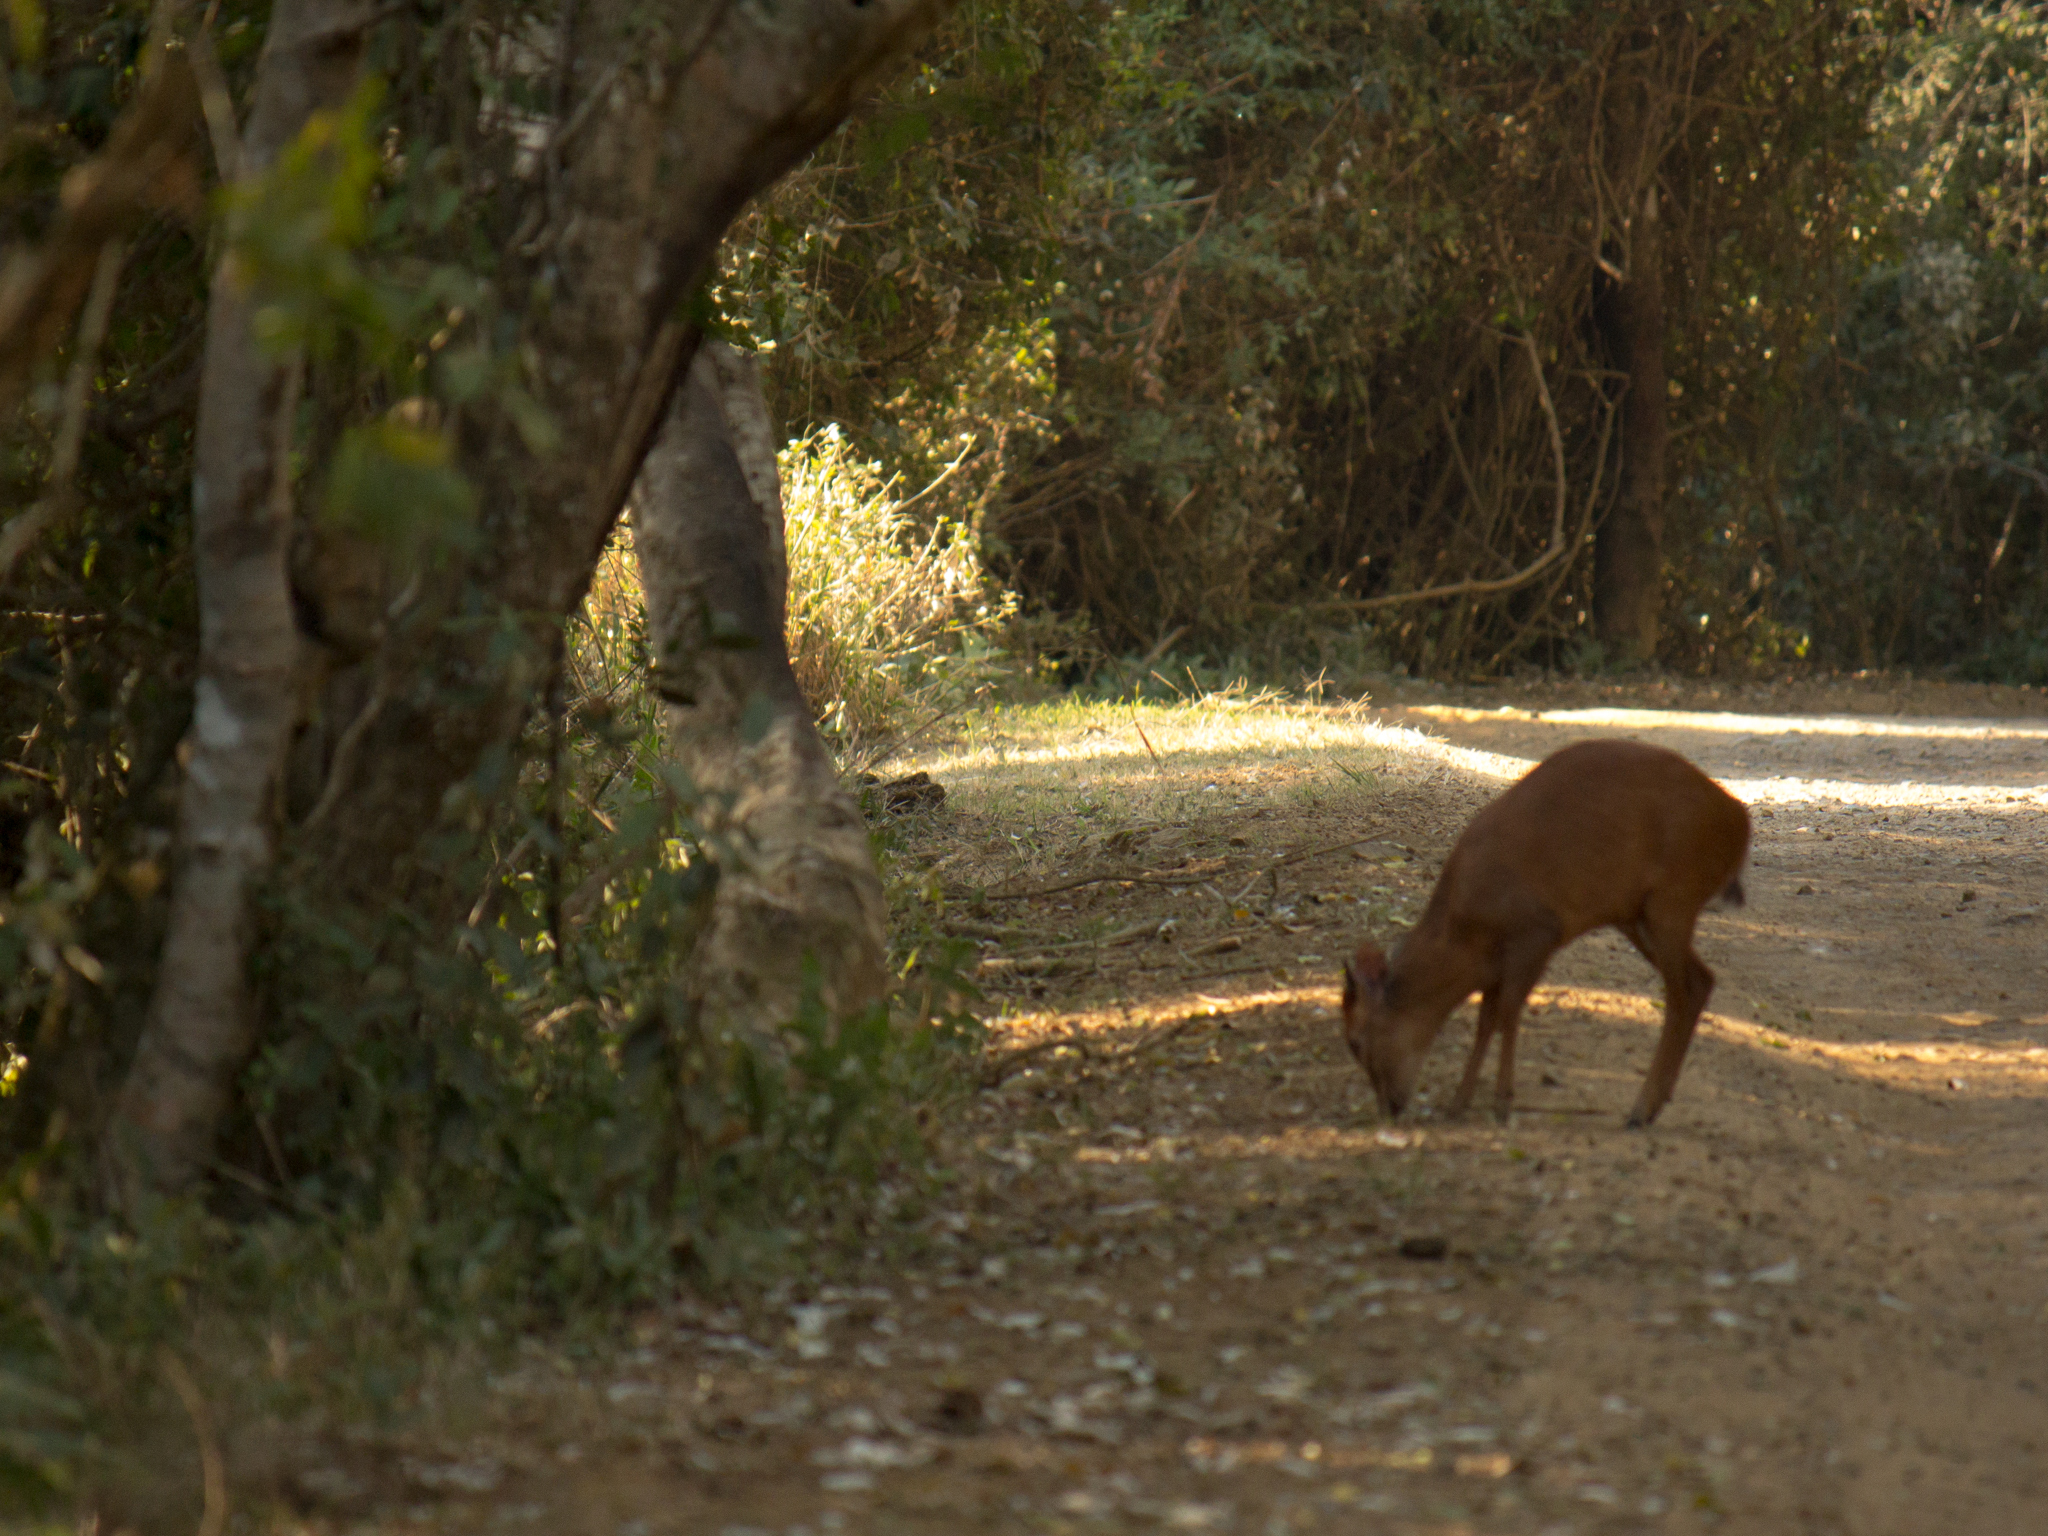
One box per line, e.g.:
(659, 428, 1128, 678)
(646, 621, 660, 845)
(299, 0, 953, 906)
(634, 344, 887, 1032)
(1593, 124, 1670, 665)
(110, 2, 372, 1196)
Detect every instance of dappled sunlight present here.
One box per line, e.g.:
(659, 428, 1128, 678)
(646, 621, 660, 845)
(1928, 1007, 2048, 1029)
(1528, 983, 2048, 1100)
(983, 983, 1330, 1043)
(1151, 981, 1338, 1022)
(1407, 703, 2048, 743)
(984, 983, 1351, 1063)
(924, 699, 2048, 833)
(1071, 1123, 1394, 1169)
(853, 690, 2048, 1536)
(918, 700, 1530, 803)
(1724, 776, 2048, 808)
(1395, 702, 2048, 803)
(1710, 911, 1895, 952)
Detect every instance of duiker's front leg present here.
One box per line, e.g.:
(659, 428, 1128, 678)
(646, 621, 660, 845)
(1444, 990, 1500, 1119)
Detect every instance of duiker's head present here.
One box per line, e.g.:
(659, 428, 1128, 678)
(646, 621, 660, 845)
(1340, 941, 1428, 1119)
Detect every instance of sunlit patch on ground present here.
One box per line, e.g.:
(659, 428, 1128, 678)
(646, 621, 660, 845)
(1407, 701, 2048, 742)
(1396, 701, 2048, 803)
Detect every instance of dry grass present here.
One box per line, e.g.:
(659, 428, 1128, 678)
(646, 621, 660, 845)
(781, 426, 1012, 751)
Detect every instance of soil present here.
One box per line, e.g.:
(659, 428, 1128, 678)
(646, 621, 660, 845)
(317, 677, 2048, 1536)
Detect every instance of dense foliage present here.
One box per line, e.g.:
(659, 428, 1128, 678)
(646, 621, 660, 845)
(733, 0, 2048, 679)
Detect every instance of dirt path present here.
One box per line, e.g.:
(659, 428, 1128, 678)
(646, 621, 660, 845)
(365, 687, 2048, 1536)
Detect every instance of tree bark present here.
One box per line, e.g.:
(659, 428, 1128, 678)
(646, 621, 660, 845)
(110, 2, 373, 1195)
(1593, 120, 1670, 664)
(634, 344, 887, 1032)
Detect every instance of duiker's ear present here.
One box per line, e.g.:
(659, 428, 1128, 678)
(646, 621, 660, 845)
(1348, 944, 1388, 1003)
(1341, 962, 1359, 1009)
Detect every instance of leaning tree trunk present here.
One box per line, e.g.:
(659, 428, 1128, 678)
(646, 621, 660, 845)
(296, 0, 952, 906)
(1593, 84, 1671, 666)
(110, 1, 371, 1197)
(633, 344, 887, 1031)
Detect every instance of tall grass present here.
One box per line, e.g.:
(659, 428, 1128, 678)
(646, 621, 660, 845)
(780, 426, 1015, 754)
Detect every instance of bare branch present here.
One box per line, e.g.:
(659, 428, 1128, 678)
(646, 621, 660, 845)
(973, 834, 1382, 903)
(157, 1348, 227, 1536)
(0, 45, 203, 421)
(0, 240, 125, 583)
(1342, 331, 1575, 611)
(186, 18, 245, 182)
(888, 433, 980, 519)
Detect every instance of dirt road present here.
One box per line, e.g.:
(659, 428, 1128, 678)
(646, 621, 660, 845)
(379, 688, 2048, 1536)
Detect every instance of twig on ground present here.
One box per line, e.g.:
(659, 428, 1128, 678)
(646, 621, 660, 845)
(1183, 959, 1297, 981)
(1112, 1012, 1210, 1055)
(1037, 918, 1173, 952)
(939, 918, 1020, 941)
(980, 1024, 1094, 1086)
(1133, 715, 1163, 763)
(977, 954, 1076, 977)
(974, 859, 1226, 902)
(1270, 833, 1390, 874)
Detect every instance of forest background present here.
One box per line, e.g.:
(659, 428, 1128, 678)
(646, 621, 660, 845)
(742, 0, 2048, 685)
(1, 0, 2045, 1523)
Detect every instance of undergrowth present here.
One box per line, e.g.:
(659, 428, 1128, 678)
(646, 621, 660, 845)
(0, 751, 983, 1521)
(0, 469, 998, 1521)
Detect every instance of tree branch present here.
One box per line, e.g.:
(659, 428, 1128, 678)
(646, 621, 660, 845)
(0, 240, 125, 583)
(0, 42, 203, 422)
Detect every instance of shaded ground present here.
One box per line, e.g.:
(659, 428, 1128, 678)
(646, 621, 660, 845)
(313, 679, 2048, 1536)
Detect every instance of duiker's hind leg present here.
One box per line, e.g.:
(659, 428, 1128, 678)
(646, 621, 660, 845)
(1621, 904, 1715, 1128)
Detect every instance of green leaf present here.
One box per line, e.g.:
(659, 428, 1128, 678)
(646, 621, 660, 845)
(323, 416, 477, 561)
(859, 109, 932, 172)
(5, 0, 43, 66)
(501, 386, 561, 455)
